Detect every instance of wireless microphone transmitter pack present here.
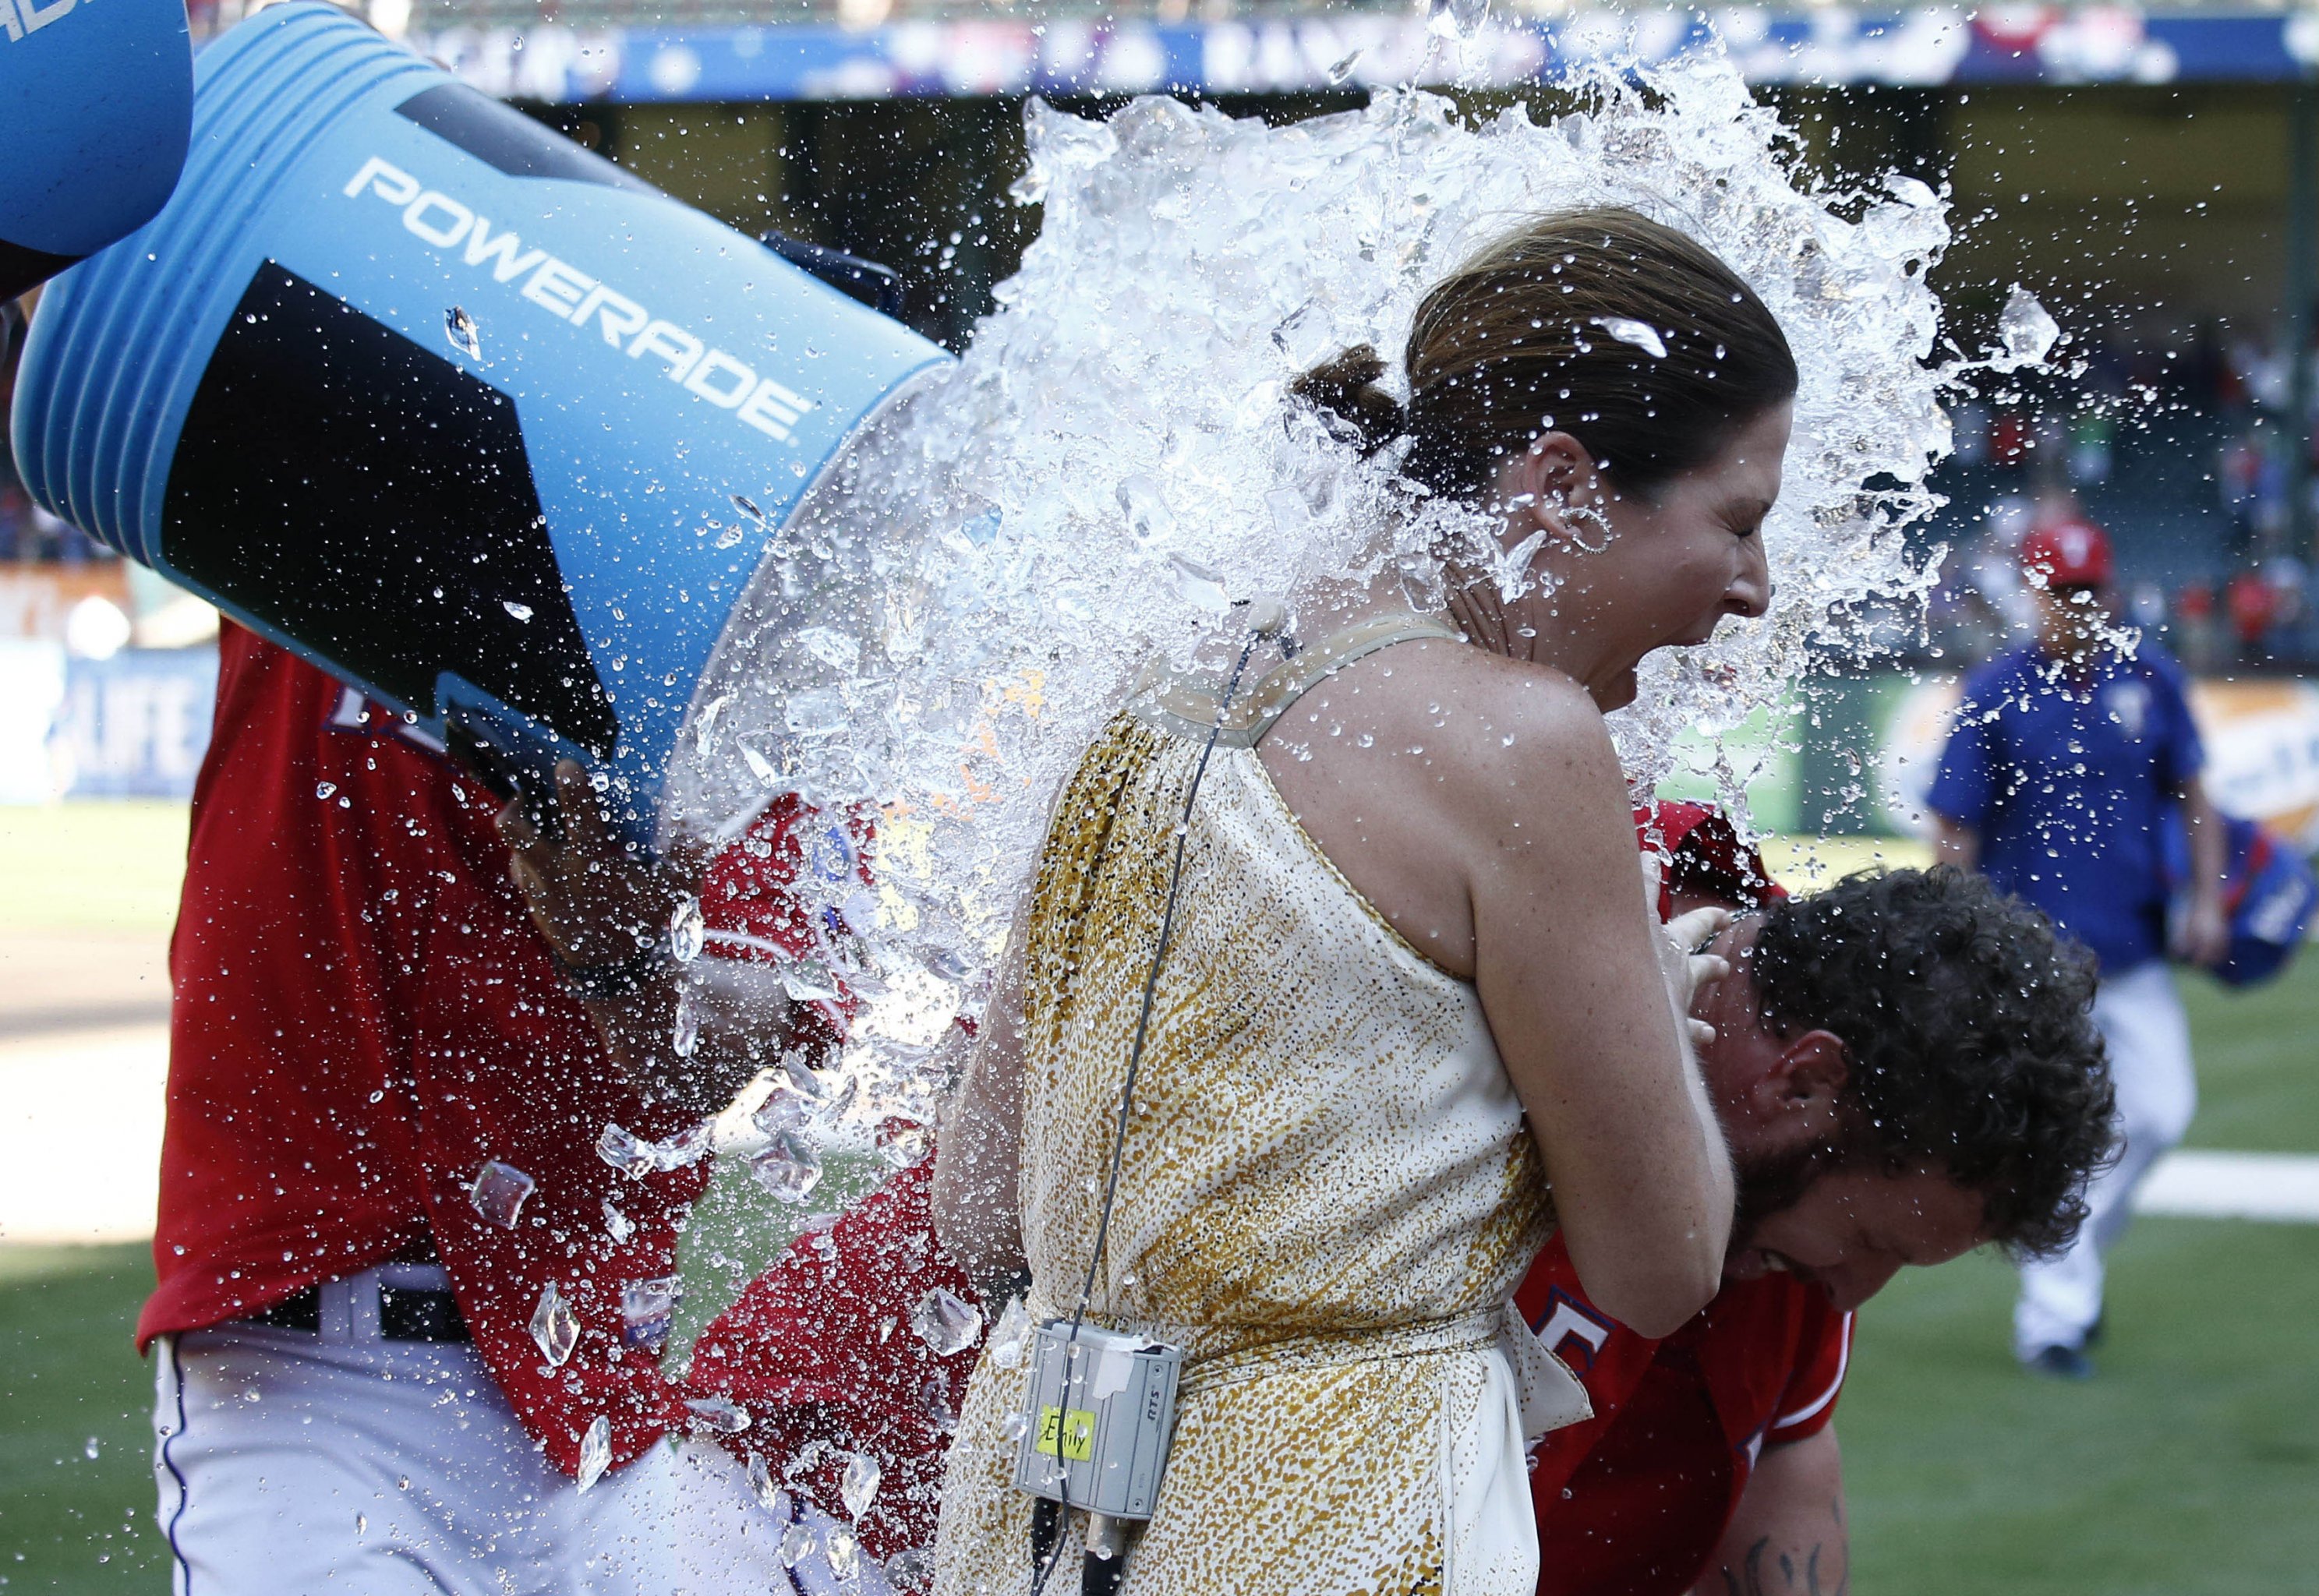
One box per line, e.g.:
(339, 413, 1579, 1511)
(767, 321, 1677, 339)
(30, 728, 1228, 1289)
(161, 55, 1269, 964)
(9, 2, 950, 844)
(1015, 1319, 1184, 1522)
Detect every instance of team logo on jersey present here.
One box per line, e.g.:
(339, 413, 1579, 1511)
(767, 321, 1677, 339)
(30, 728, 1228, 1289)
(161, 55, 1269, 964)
(2104, 680, 2151, 740)
(1531, 1287, 1616, 1373)
(324, 683, 448, 757)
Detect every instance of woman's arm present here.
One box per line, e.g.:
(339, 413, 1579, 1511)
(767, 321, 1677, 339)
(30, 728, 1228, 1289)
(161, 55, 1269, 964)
(1461, 684, 1735, 1337)
(931, 916, 1030, 1301)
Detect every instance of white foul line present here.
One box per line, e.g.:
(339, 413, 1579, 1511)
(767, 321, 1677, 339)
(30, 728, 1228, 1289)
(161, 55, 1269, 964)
(2133, 1149, 2319, 1224)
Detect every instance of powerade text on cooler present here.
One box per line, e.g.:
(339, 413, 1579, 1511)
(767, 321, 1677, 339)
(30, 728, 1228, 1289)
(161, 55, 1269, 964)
(9, 3, 949, 841)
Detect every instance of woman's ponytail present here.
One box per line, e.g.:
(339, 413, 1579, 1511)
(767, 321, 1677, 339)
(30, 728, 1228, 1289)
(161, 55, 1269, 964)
(1289, 345, 1409, 458)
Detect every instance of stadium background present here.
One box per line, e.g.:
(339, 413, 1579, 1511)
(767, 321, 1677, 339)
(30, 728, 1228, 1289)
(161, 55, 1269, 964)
(4, 0, 2317, 1588)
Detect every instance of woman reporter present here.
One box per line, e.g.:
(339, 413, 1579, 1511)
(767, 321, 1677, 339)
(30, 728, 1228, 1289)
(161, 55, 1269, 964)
(931, 207, 1797, 1595)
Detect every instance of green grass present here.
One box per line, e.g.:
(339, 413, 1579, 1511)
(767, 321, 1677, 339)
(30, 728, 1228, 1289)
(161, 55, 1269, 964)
(0, 1246, 164, 1590)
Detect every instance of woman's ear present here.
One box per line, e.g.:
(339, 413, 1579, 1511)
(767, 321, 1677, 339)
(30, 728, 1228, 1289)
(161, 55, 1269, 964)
(1495, 431, 1601, 542)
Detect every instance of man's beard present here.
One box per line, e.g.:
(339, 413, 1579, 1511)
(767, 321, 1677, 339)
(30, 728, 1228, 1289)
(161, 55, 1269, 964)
(1729, 1139, 1838, 1257)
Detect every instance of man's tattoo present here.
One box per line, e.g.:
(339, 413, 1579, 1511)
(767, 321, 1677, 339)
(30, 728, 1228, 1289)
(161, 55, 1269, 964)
(1715, 1535, 1850, 1596)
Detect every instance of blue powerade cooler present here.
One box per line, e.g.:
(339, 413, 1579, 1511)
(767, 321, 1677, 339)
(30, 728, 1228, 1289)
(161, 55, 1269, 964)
(0, 0, 193, 299)
(10, 2, 949, 841)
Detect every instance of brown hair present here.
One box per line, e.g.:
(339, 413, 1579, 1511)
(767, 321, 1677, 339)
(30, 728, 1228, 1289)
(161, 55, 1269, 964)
(1292, 207, 1797, 501)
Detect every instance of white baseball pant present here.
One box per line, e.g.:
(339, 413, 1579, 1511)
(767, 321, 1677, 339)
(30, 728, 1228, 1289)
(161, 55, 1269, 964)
(153, 1262, 888, 1594)
(2013, 959, 2198, 1359)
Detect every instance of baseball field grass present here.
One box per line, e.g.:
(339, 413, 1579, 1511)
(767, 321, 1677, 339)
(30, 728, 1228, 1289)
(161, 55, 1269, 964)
(0, 801, 2313, 1591)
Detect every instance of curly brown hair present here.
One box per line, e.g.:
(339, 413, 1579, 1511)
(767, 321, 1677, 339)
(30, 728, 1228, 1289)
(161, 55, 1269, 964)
(1747, 865, 2116, 1258)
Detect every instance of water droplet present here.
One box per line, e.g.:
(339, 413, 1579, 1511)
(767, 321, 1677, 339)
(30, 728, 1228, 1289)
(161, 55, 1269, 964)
(1592, 317, 1667, 358)
(909, 1287, 983, 1355)
(1327, 47, 1363, 83)
(314, 782, 337, 800)
(82, 1437, 99, 1460)
(528, 1280, 579, 1368)
(575, 1415, 612, 1492)
(444, 305, 480, 358)
(466, 1160, 536, 1229)
(670, 983, 702, 1058)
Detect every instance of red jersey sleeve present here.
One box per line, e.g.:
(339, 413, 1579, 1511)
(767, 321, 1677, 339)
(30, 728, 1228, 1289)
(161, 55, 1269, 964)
(682, 1160, 979, 1561)
(696, 796, 873, 1051)
(1765, 1305, 1854, 1446)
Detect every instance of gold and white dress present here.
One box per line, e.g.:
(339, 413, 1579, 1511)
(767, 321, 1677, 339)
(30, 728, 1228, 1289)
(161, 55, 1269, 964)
(933, 620, 1590, 1596)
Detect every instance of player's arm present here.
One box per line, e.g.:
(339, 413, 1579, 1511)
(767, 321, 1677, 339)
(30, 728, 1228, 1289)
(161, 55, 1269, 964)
(1931, 815, 1979, 871)
(1694, 1425, 1849, 1596)
(499, 761, 802, 1117)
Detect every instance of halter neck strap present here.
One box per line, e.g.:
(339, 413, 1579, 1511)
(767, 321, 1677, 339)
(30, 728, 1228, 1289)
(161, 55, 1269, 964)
(1128, 613, 1466, 750)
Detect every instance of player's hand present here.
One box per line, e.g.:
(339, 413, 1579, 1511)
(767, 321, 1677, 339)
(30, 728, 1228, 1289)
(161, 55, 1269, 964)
(497, 759, 709, 972)
(2172, 888, 2231, 969)
(1644, 854, 1730, 1048)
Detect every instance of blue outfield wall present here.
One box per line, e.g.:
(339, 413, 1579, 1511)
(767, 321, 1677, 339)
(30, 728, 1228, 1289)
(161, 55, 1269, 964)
(407, 9, 2319, 105)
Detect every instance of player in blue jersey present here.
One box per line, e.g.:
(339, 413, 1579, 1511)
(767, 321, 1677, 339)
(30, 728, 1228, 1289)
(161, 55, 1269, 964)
(1927, 511, 2230, 1379)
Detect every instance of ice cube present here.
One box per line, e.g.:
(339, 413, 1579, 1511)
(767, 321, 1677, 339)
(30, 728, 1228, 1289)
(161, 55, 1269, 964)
(840, 1450, 881, 1519)
(780, 960, 843, 1004)
(777, 1520, 818, 1570)
(529, 1280, 578, 1368)
(502, 600, 534, 623)
(576, 1415, 611, 1492)
(597, 1122, 656, 1179)
(749, 1132, 824, 1203)
(601, 1200, 635, 1244)
(619, 1275, 683, 1354)
(444, 306, 481, 358)
(1998, 285, 2060, 369)
(988, 1297, 1032, 1370)
(878, 1120, 932, 1169)
(909, 1287, 983, 1356)
(466, 1160, 535, 1230)
(671, 982, 701, 1059)
(669, 896, 705, 964)
(1167, 553, 1232, 616)
(886, 1547, 933, 1594)
(683, 1395, 751, 1434)
(746, 1452, 786, 1514)
(824, 1522, 861, 1581)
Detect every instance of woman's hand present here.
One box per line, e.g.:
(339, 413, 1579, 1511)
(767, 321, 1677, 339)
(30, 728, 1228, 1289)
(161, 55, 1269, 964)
(497, 759, 705, 971)
(1643, 853, 1731, 1047)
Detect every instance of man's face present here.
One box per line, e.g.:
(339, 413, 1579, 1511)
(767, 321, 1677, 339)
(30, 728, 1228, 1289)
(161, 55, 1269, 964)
(1690, 915, 1996, 1313)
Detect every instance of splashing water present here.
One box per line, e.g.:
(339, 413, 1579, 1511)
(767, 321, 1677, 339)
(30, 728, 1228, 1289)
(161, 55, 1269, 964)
(667, 55, 1968, 1130)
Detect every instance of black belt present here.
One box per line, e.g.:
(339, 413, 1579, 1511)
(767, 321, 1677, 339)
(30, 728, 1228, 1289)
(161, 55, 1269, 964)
(244, 1282, 472, 1344)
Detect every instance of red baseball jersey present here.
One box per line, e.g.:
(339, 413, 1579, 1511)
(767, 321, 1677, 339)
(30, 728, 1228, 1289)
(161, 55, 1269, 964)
(686, 1158, 977, 1562)
(1520, 1234, 1851, 1596)
(142, 623, 843, 1476)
